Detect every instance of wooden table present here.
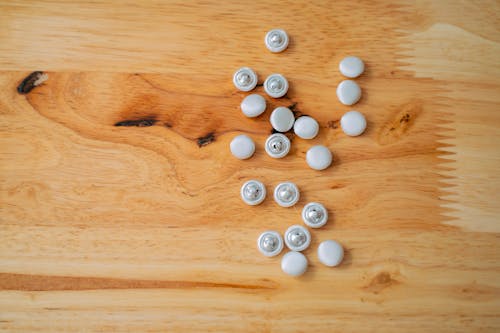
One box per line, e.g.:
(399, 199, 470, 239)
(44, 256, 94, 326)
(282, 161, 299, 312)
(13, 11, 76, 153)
(1, 1, 499, 332)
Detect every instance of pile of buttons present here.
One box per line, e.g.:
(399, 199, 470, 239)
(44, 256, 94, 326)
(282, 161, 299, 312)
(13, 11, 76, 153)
(231, 29, 367, 277)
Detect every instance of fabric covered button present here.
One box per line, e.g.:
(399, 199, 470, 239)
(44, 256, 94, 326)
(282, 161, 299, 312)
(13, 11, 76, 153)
(336, 80, 361, 106)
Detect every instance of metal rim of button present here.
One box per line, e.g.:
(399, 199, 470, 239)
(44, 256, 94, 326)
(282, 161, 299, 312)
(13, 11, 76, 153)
(240, 180, 266, 206)
(284, 225, 311, 251)
(265, 133, 291, 159)
(274, 182, 300, 207)
(257, 231, 284, 257)
(336, 79, 361, 106)
(264, 74, 289, 98)
(233, 67, 258, 92)
(302, 202, 328, 228)
(265, 29, 289, 53)
(281, 251, 308, 276)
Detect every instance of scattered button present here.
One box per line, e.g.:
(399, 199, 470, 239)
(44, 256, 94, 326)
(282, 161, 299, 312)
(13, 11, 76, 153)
(281, 251, 308, 276)
(293, 116, 319, 139)
(233, 67, 258, 92)
(317, 240, 344, 267)
(230, 135, 255, 160)
(336, 80, 361, 105)
(270, 107, 295, 132)
(264, 74, 289, 98)
(240, 94, 266, 118)
(274, 182, 300, 207)
(306, 145, 332, 170)
(339, 56, 365, 78)
(265, 133, 291, 158)
(265, 29, 289, 53)
(257, 231, 284, 257)
(340, 110, 366, 136)
(284, 225, 311, 251)
(241, 180, 266, 206)
(302, 202, 328, 228)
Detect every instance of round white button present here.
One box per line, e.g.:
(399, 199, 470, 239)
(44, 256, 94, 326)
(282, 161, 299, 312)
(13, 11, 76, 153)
(265, 133, 291, 158)
(306, 145, 333, 170)
(264, 74, 289, 98)
(240, 180, 266, 206)
(340, 111, 367, 136)
(233, 67, 258, 92)
(317, 240, 344, 267)
(230, 135, 255, 160)
(265, 29, 289, 53)
(336, 80, 361, 106)
(274, 182, 300, 207)
(302, 202, 328, 228)
(281, 251, 308, 276)
(293, 116, 319, 139)
(284, 225, 311, 251)
(339, 56, 365, 78)
(240, 94, 266, 118)
(257, 231, 284, 257)
(270, 107, 295, 132)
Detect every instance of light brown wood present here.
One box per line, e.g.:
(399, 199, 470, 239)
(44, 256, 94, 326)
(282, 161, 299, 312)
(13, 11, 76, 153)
(0, 1, 499, 332)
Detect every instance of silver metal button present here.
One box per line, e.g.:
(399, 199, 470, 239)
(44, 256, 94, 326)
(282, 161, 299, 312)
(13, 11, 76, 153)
(257, 231, 284, 257)
(284, 225, 311, 252)
(264, 74, 288, 98)
(265, 29, 289, 53)
(265, 133, 291, 159)
(233, 67, 258, 92)
(302, 202, 328, 228)
(274, 182, 299, 207)
(241, 180, 266, 206)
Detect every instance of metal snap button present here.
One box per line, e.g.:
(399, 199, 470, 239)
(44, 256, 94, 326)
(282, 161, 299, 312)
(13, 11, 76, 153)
(240, 94, 266, 118)
(257, 231, 284, 257)
(293, 116, 319, 139)
(265, 29, 289, 53)
(240, 180, 266, 206)
(284, 225, 311, 251)
(265, 133, 291, 159)
(270, 107, 295, 132)
(340, 110, 367, 136)
(233, 67, 258, 92)
(306, 145, 332, 170)
(230, 135, 255, 160)
(336, 80, 361, 105)
(339, 56, 365, 78)
(264, 74, 289, 98)
(302, 202, 328, 228)
(318, 240, 344, 267)
(281, 251, 308, 276)
(274, 182, 300, 207)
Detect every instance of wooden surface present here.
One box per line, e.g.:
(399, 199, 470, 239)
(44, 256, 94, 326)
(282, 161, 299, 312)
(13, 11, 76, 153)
(1, 1, 499, 332)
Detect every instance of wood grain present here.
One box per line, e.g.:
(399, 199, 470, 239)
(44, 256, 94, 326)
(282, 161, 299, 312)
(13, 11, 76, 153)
(0, 1, 499, 332)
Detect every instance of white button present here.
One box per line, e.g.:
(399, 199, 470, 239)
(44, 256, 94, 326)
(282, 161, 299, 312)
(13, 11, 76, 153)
(240, 180, 266, 206)
(270, 107, 294, 132)
(274, 182, 300, 207)
(240, 94, 266, 118)
(265, 133, 290, 158)
(264, 74, 288, 98)
(284, 225, 311, 251)
(281, 251, 308, 276)
(265, 29, 289, 53)
(336, 80, 361, 105)
(257, 231, 284, 257)
(317, 240, 344, 267)
(302, 202, 328, 228)
(339, 56, 365, 78)
(233, 67, 258, 92)
(340, 110, 366, 136)
(230, 135, 255, 159)
(293, 116, 319, 139)
(306, 145, 332, 170)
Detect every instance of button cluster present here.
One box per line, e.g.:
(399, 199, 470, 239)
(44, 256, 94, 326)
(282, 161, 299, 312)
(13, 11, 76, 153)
(231, 30, 368, 277)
